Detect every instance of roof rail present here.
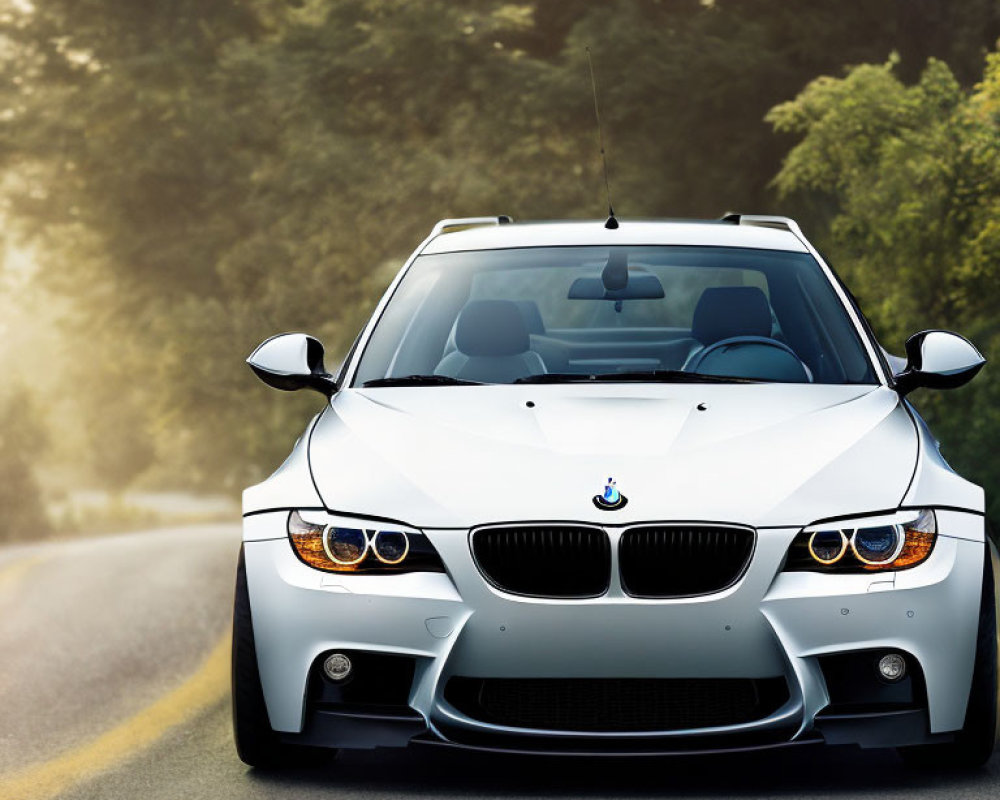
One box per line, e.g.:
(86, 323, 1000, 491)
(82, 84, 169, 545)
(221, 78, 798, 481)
(720, 213, 804, 238)
(429, 216, 513, 237)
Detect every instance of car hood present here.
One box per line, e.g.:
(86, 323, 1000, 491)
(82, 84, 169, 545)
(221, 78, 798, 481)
(308, 384, 917, 529)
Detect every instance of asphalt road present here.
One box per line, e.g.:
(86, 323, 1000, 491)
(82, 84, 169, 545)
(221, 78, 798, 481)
(1, 524, 999, 800)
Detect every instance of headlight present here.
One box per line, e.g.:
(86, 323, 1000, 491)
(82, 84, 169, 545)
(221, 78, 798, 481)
(324, 526, 368, 566)
(287, 510, 445, 574)
(784, 509, 936, 573)
(851, 524, 902, 565)
(807, 529, 848, 564)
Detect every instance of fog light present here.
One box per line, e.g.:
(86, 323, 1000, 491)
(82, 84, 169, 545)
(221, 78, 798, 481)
(323, 653, 353, 681)
(877, 653, 906, 681)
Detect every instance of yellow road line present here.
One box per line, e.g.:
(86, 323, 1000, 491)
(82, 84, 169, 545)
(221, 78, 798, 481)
(0, 631, 231, 800)
(0, 555, 46, 592)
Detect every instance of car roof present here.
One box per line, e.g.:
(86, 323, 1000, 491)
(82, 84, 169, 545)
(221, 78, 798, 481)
(420, 219, 809, 255)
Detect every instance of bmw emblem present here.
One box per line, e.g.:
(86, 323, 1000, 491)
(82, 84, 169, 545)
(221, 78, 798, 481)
(593, 477, 628, 510)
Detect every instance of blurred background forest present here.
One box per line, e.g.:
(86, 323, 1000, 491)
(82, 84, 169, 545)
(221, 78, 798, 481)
(1, 0, 999, 540)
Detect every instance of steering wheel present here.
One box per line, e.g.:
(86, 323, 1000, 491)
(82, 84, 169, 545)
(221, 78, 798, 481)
(686, 336, 812, 383)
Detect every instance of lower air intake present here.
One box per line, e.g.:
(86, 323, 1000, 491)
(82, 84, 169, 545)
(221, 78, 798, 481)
(445, 677, 789, 732)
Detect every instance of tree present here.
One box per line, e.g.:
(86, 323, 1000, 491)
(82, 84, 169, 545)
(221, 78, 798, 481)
(0, 387, 50, 542)
(2, 0, 999, 494)
(768, 54, 1000, 523)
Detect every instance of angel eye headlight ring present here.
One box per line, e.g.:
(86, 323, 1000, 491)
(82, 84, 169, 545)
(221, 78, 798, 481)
(323, 526, 369, 566)
(371, 530, 410, 565)
(807, 529, 848, 565)
(850, 524, 904, 566)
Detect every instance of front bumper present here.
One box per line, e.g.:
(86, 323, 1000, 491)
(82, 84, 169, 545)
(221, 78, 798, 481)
(242, 509, 984, 753)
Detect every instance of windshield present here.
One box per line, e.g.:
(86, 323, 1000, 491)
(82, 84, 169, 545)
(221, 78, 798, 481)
(353, 246, 877, 387)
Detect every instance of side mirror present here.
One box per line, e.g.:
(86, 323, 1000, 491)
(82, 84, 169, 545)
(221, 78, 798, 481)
(246, 333, 338, 396)
(894, 330, 985, 395)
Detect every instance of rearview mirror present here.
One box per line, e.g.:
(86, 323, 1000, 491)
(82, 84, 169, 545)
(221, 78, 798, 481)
(246, 333, 338, 396)
(568, 270, 665, 301)
(894, 330, 985, 395)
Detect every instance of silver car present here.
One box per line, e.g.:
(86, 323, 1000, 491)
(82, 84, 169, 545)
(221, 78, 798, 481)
(234, 215, 996, 768)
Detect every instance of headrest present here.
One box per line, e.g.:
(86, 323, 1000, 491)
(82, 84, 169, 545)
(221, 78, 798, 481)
(455, 300, 531, 357)
(513, 300, 545, 335)
(691, 287, 772, 345)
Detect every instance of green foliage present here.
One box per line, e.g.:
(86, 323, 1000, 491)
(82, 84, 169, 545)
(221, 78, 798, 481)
(0, 387, 51, 542)
(770, 55, 1000, 523)
(1, 0, 999, 496)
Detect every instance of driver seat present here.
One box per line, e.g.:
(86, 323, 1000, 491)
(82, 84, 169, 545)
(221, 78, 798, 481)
(684, 287, 810, 382)
(435, 300, 547, 383)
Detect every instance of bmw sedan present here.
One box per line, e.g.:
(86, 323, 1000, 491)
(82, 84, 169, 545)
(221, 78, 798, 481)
(234, 215, 996, 769)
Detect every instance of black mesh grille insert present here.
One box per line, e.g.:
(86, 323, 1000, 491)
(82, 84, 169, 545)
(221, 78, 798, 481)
(445, 677, 789, 732)
(619, 526, 754, 597)
(471, 526, 610, 597)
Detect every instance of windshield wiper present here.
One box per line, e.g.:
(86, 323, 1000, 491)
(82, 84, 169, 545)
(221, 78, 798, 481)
(606, 370, 762, 384)
(362, 375, 484, 388)
(514, 370, 762, 385)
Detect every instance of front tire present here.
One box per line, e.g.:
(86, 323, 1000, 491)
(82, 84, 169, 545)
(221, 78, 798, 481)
(898, 540, 999, 769)
(232, 545, 333, 767)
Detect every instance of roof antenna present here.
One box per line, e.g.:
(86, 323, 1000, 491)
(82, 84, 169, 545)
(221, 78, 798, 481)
(586, 47, 618, 230)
